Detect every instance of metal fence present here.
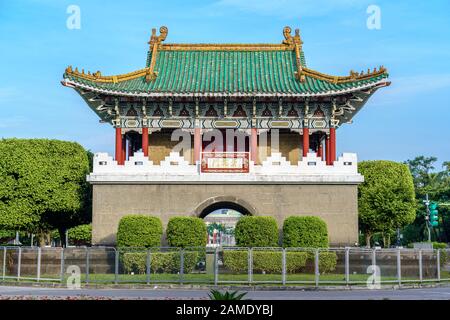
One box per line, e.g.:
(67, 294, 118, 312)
(0, 246, 449, 286)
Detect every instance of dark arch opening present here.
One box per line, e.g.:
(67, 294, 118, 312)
(198, 201, 253, 219)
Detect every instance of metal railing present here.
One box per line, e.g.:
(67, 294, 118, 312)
(0, 246, 448, 286)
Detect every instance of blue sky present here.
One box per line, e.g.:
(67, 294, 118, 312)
(1, 0, 449, 168)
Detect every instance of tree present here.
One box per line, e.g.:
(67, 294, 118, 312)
(404, 156, 450, 243)
(358, 161, 416, 247)
(405, 156, 437, 190)
(0, 139, 90, 246)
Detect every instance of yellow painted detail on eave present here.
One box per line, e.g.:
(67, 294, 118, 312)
(64, 66, 151, 83)
(302, 66, 388, 84)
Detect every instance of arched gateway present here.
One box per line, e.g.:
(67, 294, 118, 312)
(195, 196, 256, 218)
(63, 26, 389, 247)
(196, 197, 255, 246)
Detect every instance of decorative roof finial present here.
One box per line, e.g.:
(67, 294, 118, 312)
(148, 26, 168, 47)
(146, 26, 168, 82)
(282, 26, 293, 45)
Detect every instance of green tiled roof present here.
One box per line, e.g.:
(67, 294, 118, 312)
(63, 37, 388, 96)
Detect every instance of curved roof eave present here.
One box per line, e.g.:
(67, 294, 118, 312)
(62, 78, 390, 99)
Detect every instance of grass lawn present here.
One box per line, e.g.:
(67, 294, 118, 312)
(2, 270, 449, 286)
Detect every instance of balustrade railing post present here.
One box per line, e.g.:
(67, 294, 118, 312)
(372, 248, 376, 267)
(85, 247, 90, 285)
(437, 249, 441, 282)
(419, 250, 423, 283)
(397, 248, 401, 286)
(146, 249, 151, 285)
(214, 247, 219, 286)
(17, 247, 22, 281)
(345, 248, 350, 285)
(114, 248, 119, 285)
(60, 247, 65, 283)
(180, 248, 184, 284)
(3, 247, 6, 280)
(282, 248, 286, 285)
(37, 247, 41, 282)
(314, 249, 319, 287)
(248, 248, 253, 285)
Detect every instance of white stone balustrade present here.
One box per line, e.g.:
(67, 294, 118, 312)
(91, 151, 359, 176)
(159, 152, 198, 174)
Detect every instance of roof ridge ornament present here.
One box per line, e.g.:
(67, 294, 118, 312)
(283, 26, 306, 83)
(146, 26, 168, 82)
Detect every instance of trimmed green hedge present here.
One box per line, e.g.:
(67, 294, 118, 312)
(122, 251, 199, 274)
(116, 215, 163, 248)
(432, 242, 448, 249)
(166, 217, 207, 248)
(234, 216, 279, 247)
(68, 224, 91, 245)
(318, 252, 337, 274)
(433, 242, 448, 267)
(283, 216, 329, 248)
(222, 250, 308, 274)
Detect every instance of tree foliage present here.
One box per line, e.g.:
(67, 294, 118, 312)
(116, 215, 163, 248)
(404, 156, 450, 243)
(282, 216, 329, 248)
(358, 160, 416, 247)
(68, 224, 92, 246)
(166, 217, 207, 248)
(0, 139, 90, 241)
(234, 216, 279, 247)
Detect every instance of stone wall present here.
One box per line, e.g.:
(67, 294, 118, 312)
(92, 183, 359, 247)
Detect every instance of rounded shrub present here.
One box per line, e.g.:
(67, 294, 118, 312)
(234, 216, 279, 247)
(116, 215, 163, 248)
(166, 217, 207, 248)
(282, 216, 329, 248)
(68, 224, 92, 245)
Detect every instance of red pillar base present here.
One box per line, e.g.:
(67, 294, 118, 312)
(330, 127, 336, 164)
(302, 128, 309, 157)
(251, 128, 258, 163)
(326, 135, 331, 165)
(115, 128, 123, 165)
(142, 127, 149, 157)
(194, 127, 201, 163)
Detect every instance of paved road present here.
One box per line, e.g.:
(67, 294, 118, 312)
(0, 285, 449, 300)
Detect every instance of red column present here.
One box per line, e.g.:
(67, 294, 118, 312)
(194, 127, 201, 163)
(330, 127, 336, 164)
(326, 135, 331, 165)
(251, 128, 258, 163)
(142, 128, 149, 157)
(302, 127, 309, 157)
(115, 127, 123, 165)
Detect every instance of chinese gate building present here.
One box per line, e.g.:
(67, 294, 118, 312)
(62, 26, 389, 246)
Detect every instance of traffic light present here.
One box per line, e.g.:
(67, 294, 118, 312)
(429, 202, 439, 227)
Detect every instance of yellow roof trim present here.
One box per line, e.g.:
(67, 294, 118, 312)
(64, 66, 151, 83)
(159, 43, 294, 51)
(302, 66, 388, 84)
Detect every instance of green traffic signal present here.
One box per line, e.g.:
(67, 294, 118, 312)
(429, 202, 439, 227)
